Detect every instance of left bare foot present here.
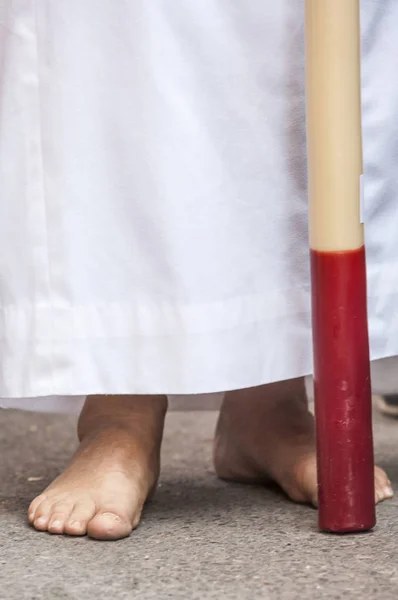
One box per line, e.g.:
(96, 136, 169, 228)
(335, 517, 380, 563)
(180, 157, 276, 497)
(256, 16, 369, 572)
(214, 378, 393, 506)
(28, 394, 167, 540)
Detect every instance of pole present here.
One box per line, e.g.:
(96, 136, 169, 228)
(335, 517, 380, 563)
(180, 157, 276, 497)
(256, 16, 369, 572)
(306, 0, 375, 532)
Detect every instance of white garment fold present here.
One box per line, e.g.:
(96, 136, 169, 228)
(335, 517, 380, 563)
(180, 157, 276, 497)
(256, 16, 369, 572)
(1, 1, 398, 410)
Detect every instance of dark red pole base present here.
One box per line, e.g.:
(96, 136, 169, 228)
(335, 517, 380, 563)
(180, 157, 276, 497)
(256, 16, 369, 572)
(311, 246, 375, 533)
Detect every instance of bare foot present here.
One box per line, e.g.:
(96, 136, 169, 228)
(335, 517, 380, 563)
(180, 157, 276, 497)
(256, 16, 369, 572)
(28, 394, 167, 540)
(214, 379, 393, 506)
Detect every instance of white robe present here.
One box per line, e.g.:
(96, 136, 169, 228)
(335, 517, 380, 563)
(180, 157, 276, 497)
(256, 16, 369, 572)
(1, 0, 398, 411)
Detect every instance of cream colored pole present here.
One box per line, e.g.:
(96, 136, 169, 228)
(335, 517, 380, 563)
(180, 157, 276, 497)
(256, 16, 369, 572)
(306, 0, 375, 532)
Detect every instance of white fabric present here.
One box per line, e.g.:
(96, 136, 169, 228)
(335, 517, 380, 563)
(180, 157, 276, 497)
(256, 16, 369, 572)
(1, 0, 398, 410)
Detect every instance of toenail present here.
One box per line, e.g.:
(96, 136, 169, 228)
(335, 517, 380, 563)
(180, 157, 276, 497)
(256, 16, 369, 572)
(50, 520, 62, 529)
(35, 517, 47, 526)
(69, 521, 83, 529)
(385, 487, 394, 498)
(101, 513, 122, 522)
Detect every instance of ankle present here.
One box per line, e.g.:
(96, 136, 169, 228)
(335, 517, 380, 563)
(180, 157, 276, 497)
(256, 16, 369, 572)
(77, 394, 168, 441)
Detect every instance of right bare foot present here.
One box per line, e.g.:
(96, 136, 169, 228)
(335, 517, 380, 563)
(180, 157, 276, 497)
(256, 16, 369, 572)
(28, 394, 167, 540)
(214, 379, 393, 507)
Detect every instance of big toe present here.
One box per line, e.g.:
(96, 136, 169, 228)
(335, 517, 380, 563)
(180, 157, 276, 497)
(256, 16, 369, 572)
(87, 511, 134, 541)
(290, 462, 393, 507)
(285, 455, 318, 507)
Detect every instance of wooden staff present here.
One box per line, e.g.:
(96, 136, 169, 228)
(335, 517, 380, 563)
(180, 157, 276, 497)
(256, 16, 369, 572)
(306, 0, 375, 532)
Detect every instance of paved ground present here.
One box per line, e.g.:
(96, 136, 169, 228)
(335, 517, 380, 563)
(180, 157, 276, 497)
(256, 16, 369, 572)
(1, 406, 398, 599)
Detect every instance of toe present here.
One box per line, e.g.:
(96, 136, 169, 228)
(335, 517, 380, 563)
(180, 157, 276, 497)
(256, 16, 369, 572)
(287, 454, 318, 506)
(47, 502, 75, 534)
(64, 500, 96, 536)
(32, 500, 54, 531)
(28, 494, 47, 524)
(374, 467, 393, 504)
(87, 511, 134, 541)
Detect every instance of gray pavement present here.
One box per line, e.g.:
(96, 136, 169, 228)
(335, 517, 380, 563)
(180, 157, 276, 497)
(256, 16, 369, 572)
(1, 407, 398, 599)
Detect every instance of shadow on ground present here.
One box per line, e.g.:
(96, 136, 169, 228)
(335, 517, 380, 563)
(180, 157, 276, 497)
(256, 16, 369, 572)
(1, 408, 398, 599)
